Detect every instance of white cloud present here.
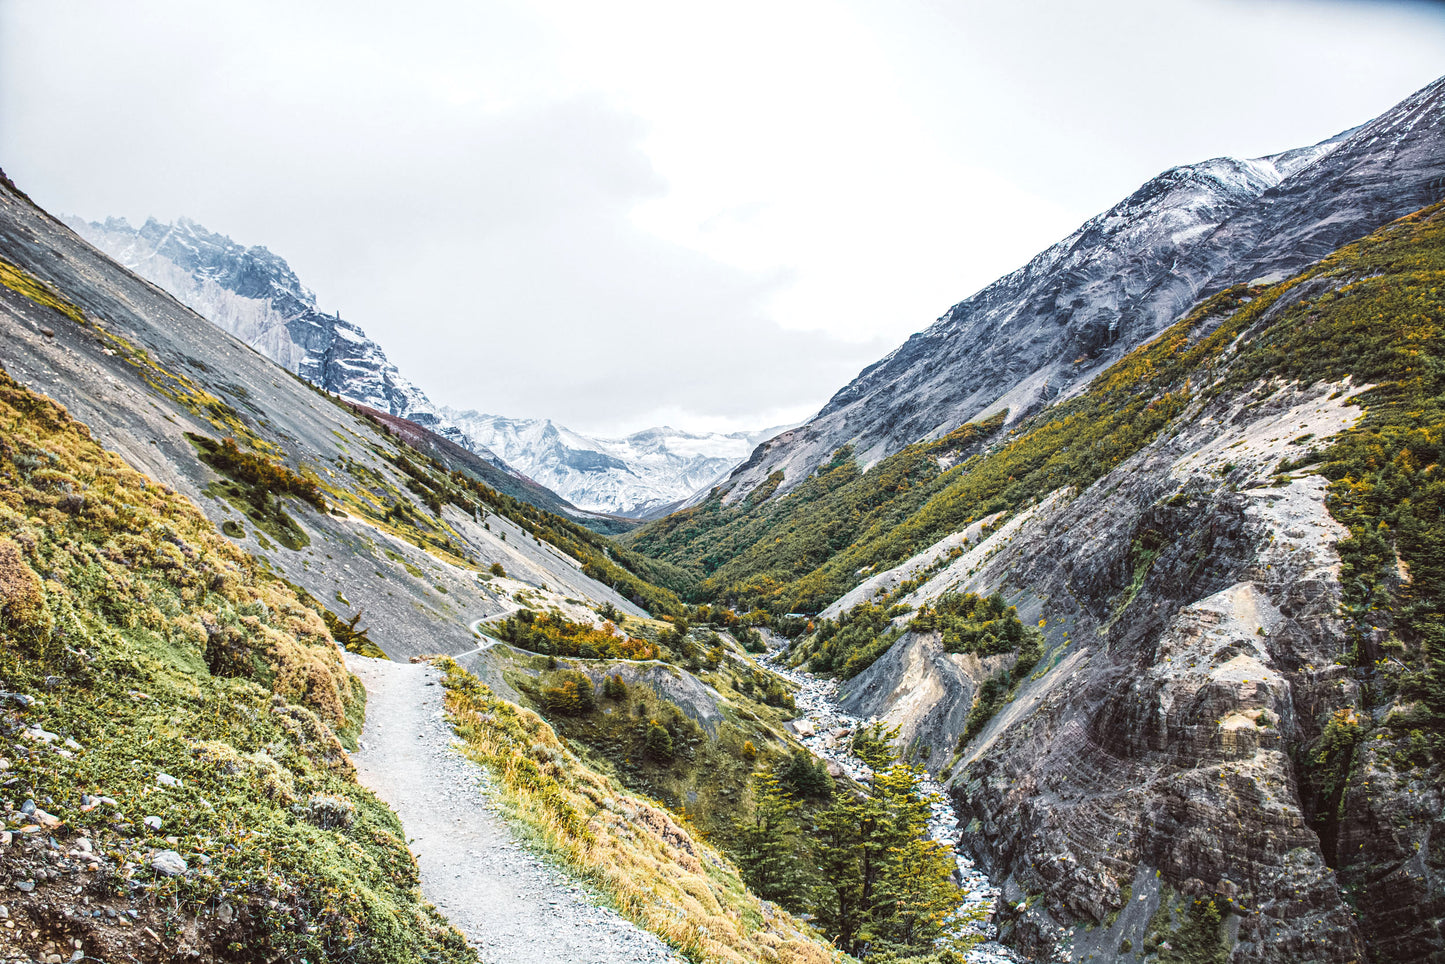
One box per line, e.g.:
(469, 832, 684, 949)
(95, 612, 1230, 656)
(2, 0, 1442, 434)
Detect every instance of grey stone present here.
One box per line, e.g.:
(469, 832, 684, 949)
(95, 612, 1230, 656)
(150, 850, 187, 877)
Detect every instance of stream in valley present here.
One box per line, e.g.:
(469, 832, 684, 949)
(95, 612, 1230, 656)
(761, 648, 1024, 963)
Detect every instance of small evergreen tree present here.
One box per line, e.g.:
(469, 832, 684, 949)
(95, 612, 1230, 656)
(602, 674, 627, 700)
(644, 721, 674, 760)
(733, 774, 811, 908)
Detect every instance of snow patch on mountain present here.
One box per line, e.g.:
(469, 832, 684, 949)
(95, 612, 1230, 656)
(719, 76, 1444, 503)
(66, 215, 451, 424)
(443, 410, 784, 517)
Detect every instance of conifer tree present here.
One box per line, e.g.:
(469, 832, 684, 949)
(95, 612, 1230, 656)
(733, 774, 811, 907)
(806, 748, 968, 957)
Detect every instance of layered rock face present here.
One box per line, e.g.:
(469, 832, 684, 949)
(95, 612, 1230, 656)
(837, 365, 1440, 960)
(722, 76, 1445, 504)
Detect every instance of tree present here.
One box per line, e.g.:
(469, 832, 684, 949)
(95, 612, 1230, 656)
(805, 750, 967, 958)
(851, 722, 901, 770)
(602, 674, 627, 700)
(541, 671, 595, 716)
(644, 721, 674, 760)
(733, 774, 811, 908)
(814, 792, 867, 959)
(777, 751, 832, 800)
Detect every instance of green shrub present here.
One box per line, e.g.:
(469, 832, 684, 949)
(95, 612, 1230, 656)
(645, 721, 675, 760)
(541, 670, 597, 716)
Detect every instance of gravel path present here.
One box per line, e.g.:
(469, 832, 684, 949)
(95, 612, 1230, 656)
(347, 654, 685, 964)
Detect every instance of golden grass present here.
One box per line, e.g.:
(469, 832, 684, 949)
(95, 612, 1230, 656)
(440, 658, 845, 964)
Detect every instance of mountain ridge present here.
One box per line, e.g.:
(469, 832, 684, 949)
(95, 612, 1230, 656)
(719, 76, 1445, 503)
(442, 408, 786, 517)
(62, 213, 770, 518)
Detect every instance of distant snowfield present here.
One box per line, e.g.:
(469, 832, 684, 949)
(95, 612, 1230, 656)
(442, 408, 787, 516)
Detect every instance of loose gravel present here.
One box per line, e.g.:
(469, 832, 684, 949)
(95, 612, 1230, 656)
(347, 654, 685, 964)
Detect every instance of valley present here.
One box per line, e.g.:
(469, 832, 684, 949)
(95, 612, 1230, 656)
(0, 69, 1443, 964)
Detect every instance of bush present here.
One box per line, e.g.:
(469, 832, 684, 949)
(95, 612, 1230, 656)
(542, 671, 597, 716)
(645, 721, 675, 761)
(490, 562, 506, 577)
(495, 611, 657, 661)
(776, 751, 832, 799)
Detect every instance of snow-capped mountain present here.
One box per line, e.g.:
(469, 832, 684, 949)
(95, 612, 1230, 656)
(63, 214, 776, 517)
(441, 410, 784, 517)
(63, 215, 476, 444)
(721, 76, 1445, 502)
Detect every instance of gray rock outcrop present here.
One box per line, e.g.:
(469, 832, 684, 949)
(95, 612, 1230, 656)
(836, 371, 1441, 960)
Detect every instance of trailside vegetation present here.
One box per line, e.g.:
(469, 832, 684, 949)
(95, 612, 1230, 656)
(0, 365, 471, 962)
(494, 626, 801, 853)
(491, 609, 658, 661)
(439, 659, 838, 964)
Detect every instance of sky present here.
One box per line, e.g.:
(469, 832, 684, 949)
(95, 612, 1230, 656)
(2, 1, 1443, 436)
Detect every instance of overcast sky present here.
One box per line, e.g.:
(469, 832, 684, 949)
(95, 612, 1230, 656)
(3, 1, 1443, 436)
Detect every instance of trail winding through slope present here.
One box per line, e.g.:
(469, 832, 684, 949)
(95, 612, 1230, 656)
(347, 654, 683, 964)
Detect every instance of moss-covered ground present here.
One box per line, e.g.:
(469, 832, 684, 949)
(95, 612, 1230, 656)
(0, 363, 471, 963)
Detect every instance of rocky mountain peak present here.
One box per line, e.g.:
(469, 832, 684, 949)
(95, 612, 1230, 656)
(724, 74, 1445, 504)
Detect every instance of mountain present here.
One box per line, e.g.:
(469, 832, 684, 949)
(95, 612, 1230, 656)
(637, 198, 1445, 961)
(442, 410, 784, 517)
(62, 215, 764, 520)
(624, 77, 1445, 962)
(65, 214, 454, 431)
(719, 76, 1445, 503)
(3, 180, 672, 662)
(0, 172, 837, 963)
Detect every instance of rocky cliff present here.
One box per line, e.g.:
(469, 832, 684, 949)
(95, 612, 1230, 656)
(722, 76, 1445, 505)
(828, 207, 1445, 961)
(65, 215, 457, 430)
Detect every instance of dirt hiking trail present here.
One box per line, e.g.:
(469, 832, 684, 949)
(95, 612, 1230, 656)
(347, 654, 684, 964)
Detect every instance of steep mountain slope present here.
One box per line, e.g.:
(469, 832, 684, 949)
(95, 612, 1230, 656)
(720, 76, 1445, 503)
(65, 215, 756, 521)
(443, 409, 780, 516)
(1, 175, 667, 664)
(67, 215, 455, 432)
(0, 364, 471, 963)
(736, 206, 1445, 962)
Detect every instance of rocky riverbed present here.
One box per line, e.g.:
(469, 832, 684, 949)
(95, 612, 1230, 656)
(761, 649, 1025, 963)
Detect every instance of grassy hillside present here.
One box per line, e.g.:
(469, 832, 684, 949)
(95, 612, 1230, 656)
(631, 206, 1438, 621)
(634, 204, 1445, 762)
(0, 364, 470, 963)
(626, 417, 1004, 610)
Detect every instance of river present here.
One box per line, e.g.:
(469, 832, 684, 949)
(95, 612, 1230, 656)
(760, 647, 1024, 963)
